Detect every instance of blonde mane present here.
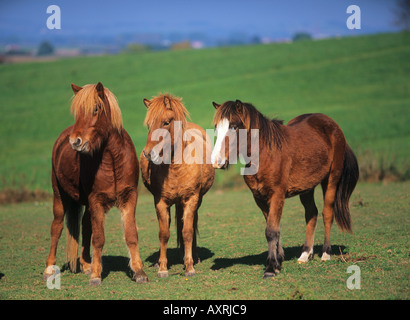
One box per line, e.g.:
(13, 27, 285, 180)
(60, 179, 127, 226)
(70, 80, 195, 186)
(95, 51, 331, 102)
(144, 93, 190, 129)
(70, 84, 123, 133)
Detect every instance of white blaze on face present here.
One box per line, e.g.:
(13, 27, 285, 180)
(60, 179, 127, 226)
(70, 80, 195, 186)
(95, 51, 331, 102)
(211, 118, 230, 168)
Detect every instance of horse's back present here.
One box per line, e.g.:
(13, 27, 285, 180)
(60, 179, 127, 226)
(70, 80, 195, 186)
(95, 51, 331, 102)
(287, 113, 344, 137)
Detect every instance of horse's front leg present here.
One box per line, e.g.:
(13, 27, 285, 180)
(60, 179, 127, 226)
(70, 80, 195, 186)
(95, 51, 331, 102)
(119, 190, 148, 283)
(89, 201, 106, 286)
(181, 196, 200, 277)
(44, 194, 65, 280)
(264, 192, 285, 278)
(155, 199, 170, 278)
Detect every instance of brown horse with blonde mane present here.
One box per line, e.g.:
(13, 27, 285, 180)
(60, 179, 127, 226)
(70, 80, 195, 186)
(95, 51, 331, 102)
(211, 100, 359, 278)
(43, 82, 148, 285)
(140, 93, 215, 277)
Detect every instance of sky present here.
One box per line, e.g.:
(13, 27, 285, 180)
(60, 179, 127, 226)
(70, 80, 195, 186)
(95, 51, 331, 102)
(0, 0, 402, 45)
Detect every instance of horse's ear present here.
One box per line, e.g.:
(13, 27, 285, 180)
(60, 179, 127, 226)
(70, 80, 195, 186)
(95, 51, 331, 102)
(212, 102, 221, 109)
(164, 96, 172, 109)
(143, 98, 150, 109)
(235, 99, 243, 113)
(96, 82, 105, 100)
(71, 83, 83, 95)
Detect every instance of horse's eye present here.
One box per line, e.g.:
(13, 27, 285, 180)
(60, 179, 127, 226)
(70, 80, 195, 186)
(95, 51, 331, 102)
(163, 121, 170, 126)
(93, 107, 98, 115)
(231, 125, 237, 130)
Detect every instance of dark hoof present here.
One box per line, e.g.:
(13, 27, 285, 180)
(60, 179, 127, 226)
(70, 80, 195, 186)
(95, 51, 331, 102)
(263, 272, 276, 279)
(133, 271, 149, 283)
(263, 268, 280, 278)
(89, 278, 102, 286)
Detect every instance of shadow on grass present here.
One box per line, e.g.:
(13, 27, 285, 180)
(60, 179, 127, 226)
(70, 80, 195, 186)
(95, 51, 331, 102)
(59, 247, 214, 280)
(61, 256, 137, 280)
(145, 246, 214, 268)
(101, 256, 133, 280)
(211, 245, 346, 270)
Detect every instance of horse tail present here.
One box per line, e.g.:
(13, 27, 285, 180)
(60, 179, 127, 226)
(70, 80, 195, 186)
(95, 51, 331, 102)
(65, 202, 82, 272)
(333, 144, 359, 233)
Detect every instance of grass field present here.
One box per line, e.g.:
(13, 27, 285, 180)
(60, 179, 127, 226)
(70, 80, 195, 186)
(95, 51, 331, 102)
(0, 32, 409, 300)
(0, 182, 408, 300)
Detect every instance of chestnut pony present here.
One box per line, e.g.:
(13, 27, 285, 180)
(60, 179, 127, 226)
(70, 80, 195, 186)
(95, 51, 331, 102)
(140, 94, 215, 277)
(211, 100, 359, 278)
(43, 82, 148, 285)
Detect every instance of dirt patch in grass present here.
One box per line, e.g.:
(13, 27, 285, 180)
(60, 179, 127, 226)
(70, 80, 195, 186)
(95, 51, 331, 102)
(0, 187, 52, 205)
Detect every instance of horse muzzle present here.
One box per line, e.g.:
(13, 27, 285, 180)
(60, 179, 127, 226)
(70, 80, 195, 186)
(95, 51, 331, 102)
(69, 136, 90, 153)
(212, 159, 229, 169)
(142, 148, 160, 164)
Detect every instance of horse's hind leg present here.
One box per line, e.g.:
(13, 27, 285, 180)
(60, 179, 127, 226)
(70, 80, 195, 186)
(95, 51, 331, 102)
(80, 206, 92, 275)
(321, 175, 340, 261)
(297, 189, 318, 263)
(119, 191, 148, 283)
(43, 193, 65, 279)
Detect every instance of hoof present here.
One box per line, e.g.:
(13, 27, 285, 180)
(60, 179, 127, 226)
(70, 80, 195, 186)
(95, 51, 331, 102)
(133, 271, 149, 283)
(89, 278, 102, 286)
(263, 272, 276, 279)
(297, 251, 313, 264)
(185, 270, 196, 277)
(81, 264, 92, 275)
(321, 252, 331, 261)
(158, 270, 169, 278)
(43, 265, 56, 280)
(81, 268, 92, 275)
(43, 273, 53, 281)
(263, 268, 280, 278)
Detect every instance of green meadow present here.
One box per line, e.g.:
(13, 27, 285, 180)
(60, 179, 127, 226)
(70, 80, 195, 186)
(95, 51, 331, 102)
(0, 32, 409, 299)
(0, 182, 409, 299)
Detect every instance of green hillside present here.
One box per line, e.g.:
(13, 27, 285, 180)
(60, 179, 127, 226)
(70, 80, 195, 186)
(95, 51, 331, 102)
(1, 32, 409, 191)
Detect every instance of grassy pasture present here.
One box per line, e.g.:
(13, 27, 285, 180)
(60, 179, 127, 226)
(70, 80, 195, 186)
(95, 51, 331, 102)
(0, 32, 409, 300)
(0, 182, 409, 300)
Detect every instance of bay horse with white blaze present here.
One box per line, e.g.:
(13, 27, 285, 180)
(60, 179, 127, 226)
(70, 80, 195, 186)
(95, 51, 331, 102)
(43, 82, 148, 285)
(140, 94, 215, 277)
(211, 100, 359, 278)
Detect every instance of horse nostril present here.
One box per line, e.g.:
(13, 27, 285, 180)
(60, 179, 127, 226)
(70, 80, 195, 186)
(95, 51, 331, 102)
(74, 137, 82, 147)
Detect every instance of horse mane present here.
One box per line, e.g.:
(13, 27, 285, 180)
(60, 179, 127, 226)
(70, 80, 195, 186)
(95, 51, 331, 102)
(144, 93, 190, 129)
(70, 84, 123, 133)
(213, 101, 285, 150)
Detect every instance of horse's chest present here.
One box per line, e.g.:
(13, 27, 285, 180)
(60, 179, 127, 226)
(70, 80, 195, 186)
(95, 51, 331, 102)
(143, 164, 200, 202)
(244, 175, 272, 199)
